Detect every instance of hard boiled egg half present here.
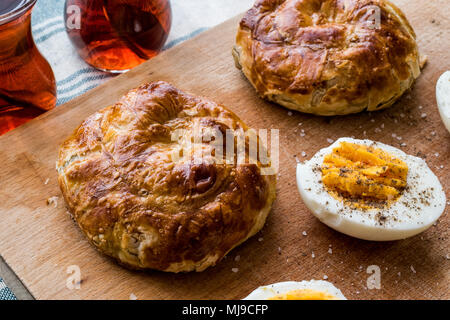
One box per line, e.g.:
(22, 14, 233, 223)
(437, 71, 450, 134)
(243, 280, 346, 300)
(296, 138, 446, 241)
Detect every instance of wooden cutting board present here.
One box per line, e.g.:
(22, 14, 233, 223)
(0, 0, 448, 300)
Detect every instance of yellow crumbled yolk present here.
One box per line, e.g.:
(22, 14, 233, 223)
(321, 142, 408, 209)
(269, 289, 337, 300)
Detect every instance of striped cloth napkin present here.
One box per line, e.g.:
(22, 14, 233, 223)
(0, 0, 253, 300)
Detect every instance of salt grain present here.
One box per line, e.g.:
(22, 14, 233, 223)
(235, 255, 240, 262)
(301, 151, 307, 157)
(327, 138, 334, 144)
(311, 252, 315, 258)
(323, 275, 328, 280)
(421, 113, 427, 119)
(288, 111, 293, 116)
(410, 265, 416, 274)
(232, 268, 239, 273)
(129, 293, 138, 300)
(46, 196, 58, 208)
(302, 231, 307, 236)
(328, 248, 333, 254)
(44, 178, 50, 185)
(258, 237, 263, 242)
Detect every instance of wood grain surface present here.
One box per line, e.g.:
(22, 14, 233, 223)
(0, 0, 448, 300)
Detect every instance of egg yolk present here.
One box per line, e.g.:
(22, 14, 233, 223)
(269, 289, 337, 300)
(321, 142, 408, 209)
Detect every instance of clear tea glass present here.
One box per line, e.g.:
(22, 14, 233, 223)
(64, 0, 172, 73)
(0, 0, 57, 135)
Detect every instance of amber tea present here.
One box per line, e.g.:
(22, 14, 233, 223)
(0, 0, 57, 135)
(64, 0, 172, 72)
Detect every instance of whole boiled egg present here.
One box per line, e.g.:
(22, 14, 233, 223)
(437, 71, 450, 134)
(296, 138, 446, 241)
(243, 280, 346, 300)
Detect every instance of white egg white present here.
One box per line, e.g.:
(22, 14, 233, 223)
(243, 280, 346, 300)
(296, 138, 446, 241)
(437, 71, 450, 134)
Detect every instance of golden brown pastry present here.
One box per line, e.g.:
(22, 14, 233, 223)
(233, 0, 421, 115)
(57, 81, 276, 272)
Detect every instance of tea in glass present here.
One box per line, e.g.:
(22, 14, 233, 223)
(64, 0, 172, 73)
(0, 0, 57, 135)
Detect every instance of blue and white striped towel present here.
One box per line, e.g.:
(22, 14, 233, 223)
(0, 0, 253, 299)
(0, 278, 16, 300)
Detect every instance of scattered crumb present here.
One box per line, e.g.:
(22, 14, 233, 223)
(288, 111, 293, 116)
(258, 237, 263, 242)
(232, 268, 239, 273)
(129, 293, 138, 300)
(46, 196, 59, 208)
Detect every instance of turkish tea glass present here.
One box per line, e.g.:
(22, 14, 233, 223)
(64, 0, 172, 73)
(0, 0, 57, 135)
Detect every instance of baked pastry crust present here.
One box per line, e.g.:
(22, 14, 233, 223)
(233, 0, 421, 115)
(57, 81, 276, 272)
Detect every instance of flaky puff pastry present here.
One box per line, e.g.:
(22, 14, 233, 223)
(57, 82, 276, 272)
(233, 0, 421, 115)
